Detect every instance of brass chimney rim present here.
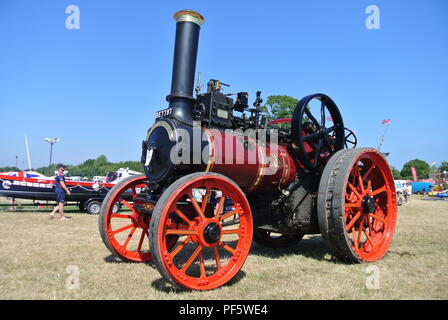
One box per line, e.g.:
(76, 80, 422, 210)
(173, 10, 205, 26)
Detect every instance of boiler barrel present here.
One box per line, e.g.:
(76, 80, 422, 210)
(143, 119, 297, 194)
(202, 129, 297, 193)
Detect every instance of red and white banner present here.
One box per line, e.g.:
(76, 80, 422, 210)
(382, 119, 391, 125)
(410, 167, 418, 182)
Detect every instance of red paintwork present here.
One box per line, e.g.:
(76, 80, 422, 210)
(0, 172, 116, 189)
(343, 150, 397, 261)
(101, 175, 152, 262)
(154, 174, 253, 290)
(203, 129, 297, 193)
(268, 118, 292, 125)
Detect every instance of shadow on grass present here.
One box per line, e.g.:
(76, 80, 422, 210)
(150, 270, 246, 293)
(249, 235, 338, 262)
(149, 239, 247, 292)
(103, 254, 156, 268)
(11, 208, 86, 214)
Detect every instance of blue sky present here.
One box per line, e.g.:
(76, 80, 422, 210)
(0, 0, 447, 171)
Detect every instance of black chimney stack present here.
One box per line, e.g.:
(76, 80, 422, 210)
(167, 10, 205, 125)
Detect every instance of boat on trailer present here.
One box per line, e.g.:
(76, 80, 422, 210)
(0, 168, 142, 214)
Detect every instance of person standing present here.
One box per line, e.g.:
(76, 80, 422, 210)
(49, 166, 71, 221)
(8, 197, 16, 211)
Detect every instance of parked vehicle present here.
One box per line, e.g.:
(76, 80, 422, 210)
(0, 168, 142, 214)
(411, 182, 434, 194)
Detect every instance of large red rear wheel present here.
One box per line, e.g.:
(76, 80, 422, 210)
(150, 172, 253, 290)
(317, 148, 397, 262)
(99, 174, 153, 262)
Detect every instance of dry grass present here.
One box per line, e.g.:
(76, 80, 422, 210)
(0, 196, 447, 300)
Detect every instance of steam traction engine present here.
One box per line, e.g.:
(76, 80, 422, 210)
(99, 10, 397, 290)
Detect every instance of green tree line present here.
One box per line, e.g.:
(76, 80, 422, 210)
(0, 155, 142, 179)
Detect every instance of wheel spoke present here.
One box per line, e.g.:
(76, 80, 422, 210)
(362, 165, 375, 182)
(351, 163, 359, 186)
(357, 171, 365, 193)
(165, 229, 199, 236)
(366, 179, 372, 193)
(327, 124, 339, 133)
(346, 211, 362, 231)
(219, 242, 236, 255)
(111, 213, 131, 219)
(170, 236, 191, 258)
(120, 199, 135, 212)
(199, 252, 206, 278)
(320, 100, 326, 128)
(190, 190, 206, 219)
(304, 107, 321, 129)
(345, 201, 361, 209)
(356, 217, 364, 249)
(218, 209, 238, 221)
(122, 227, 136, 249)
(201, 187, 211, 213)
(214, 196, 226, 219)
(181, 245, 202, 273)
(363, 230, 375, 247)
(352, 223, 359, 249)
(112, 224, 133, 236)
(323, 132, 333, 149)
(313, 139, 323, 166)
(222, 228, 240, 235)
(213, 246, 221, 271)
(174, 208, 192, 225)
(137, 229, 146, 252)
(366, 215, 374, 237)
(302, 132, 319, 142)
(370, 185, 387, 196)
(347, 182, 362, 200)
(369, 213, 387, 224)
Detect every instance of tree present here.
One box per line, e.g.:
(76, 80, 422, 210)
(0, 166, 20, 172)
(401, 159, 430, 180)
(262, 95, 299, 120)
(390, 166, 402, 180)
(439, 161, 448, 173)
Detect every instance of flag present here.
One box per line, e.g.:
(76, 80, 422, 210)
(382, 119, 391, 125)
(411, 167, 418, 182)
(327, 115, 333, 121)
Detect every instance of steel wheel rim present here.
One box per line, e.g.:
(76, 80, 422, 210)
(156, 175, 253, 290)
(103, 176, 152, 262)
(343, 151, 397, 261)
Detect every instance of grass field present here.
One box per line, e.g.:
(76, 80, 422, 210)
(0, 196, 447, 300)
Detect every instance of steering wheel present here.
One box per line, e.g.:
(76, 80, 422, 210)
(291, 93, 345, 171)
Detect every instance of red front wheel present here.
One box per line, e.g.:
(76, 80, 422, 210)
(317, 148, 397, 262)
(150, 172, 253, 290)
(99, 174, 152, 262)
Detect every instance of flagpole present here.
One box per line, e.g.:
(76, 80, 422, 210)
(24, 133, 32, 171)
(377, 121, 391, 151)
